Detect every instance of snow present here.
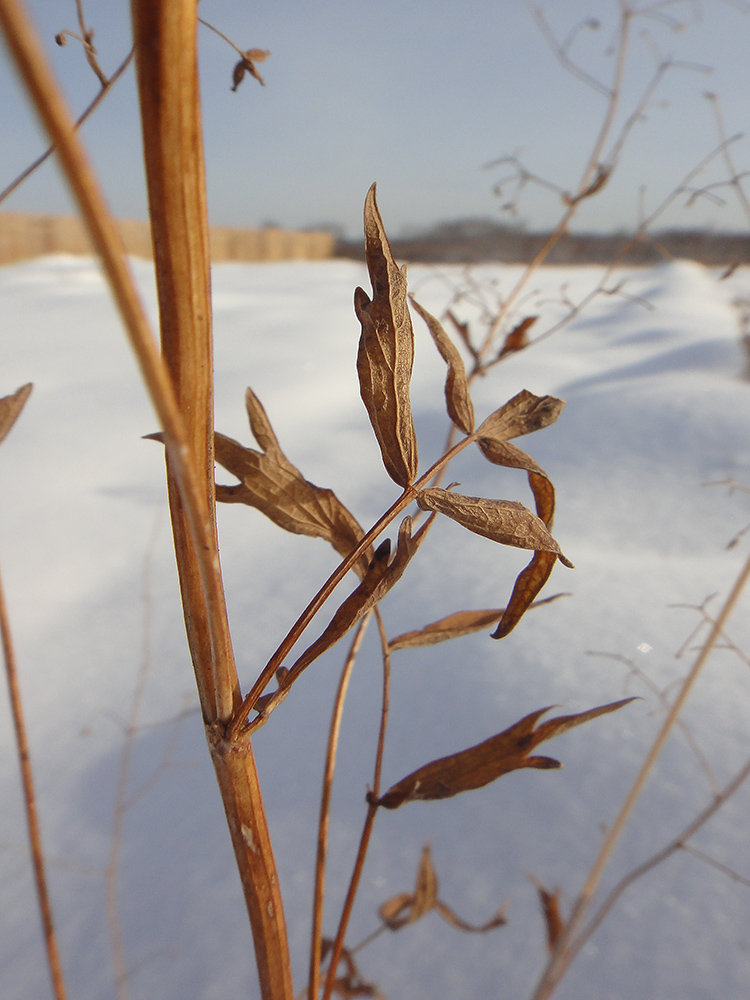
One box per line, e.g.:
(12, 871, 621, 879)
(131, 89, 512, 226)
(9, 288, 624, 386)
(1, 254, 750, 1000)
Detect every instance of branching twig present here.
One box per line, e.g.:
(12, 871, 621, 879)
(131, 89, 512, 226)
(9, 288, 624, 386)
(529, 549, 750, 1000)
(0, 47, 134, 207)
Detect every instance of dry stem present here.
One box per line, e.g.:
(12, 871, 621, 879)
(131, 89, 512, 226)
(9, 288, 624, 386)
(529, 548, 750, 1000)
(308, 614, 372, 1000)
(0, 562, 68, 1000)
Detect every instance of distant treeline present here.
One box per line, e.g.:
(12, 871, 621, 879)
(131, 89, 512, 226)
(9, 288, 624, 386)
(336, 218, 750, 267)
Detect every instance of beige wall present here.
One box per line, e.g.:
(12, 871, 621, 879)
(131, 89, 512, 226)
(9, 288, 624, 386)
(0, 212, 334, 266)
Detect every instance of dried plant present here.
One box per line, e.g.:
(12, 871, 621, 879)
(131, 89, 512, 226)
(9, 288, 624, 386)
(1, 3, 749, 1000)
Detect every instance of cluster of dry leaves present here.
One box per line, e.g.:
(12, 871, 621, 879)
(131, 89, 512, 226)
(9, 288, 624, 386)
(208, 185, 634, 976)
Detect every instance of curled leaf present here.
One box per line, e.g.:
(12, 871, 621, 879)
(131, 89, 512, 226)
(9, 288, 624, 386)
(0, 383, 32, 447)
(416, 488, 573, 567)
(476, 433, 562, 637)
(446, 310, 478, 360)
(214, 388, 372, 577)
(492, 550, 558, 639)
(497, 315, 537, 360)
(371, 698, 636, 809)
(477, 390, 565, 442)
(379, 844, 438, 929)
(409, 295, 474, 434)
(528, 875, 565, 952)
(354, 184, 418, 487)
(379, 844, 507, 935)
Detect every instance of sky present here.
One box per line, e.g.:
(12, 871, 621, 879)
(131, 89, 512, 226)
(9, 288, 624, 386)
(1, 0, 750, 237)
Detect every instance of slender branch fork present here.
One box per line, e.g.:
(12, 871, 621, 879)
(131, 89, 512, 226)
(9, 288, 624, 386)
(529, 549, 750, 1000)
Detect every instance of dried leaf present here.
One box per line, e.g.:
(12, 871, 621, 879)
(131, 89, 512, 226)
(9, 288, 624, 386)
(433, 899, 508, 934)
(477, 390, 565, 442)
(492, 550, 557, 639)
(214, 389, 372, 577)
(409, 295, 474, 434)
(446, 310, 478, 360)
(0, 383, 32, 447)
(528, 876, 565, 952)
(388, 594, 568, 651)
(354, 184, 418, 487)
(379, 845, 507, 935)
(416, 488, 573, 567)
(498, 315, 537, 359)
(231, 48, 270, 91)
(477, 438, 555, 526)
(475, 437, 561, 638)
(372, 698, 636, 809)
(379, 844, 438, 929)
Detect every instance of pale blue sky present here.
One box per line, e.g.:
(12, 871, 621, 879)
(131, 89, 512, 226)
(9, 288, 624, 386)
(1, 0, 749, 236)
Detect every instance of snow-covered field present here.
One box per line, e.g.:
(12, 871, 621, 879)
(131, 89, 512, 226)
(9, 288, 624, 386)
(2, 254, 750, 1000)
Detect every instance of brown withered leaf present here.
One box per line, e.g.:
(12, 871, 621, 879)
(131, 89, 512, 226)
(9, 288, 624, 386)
(409, 295, 474, 435)
(231, 48, 270, 91)
(446, 310, 478, 360)
(477, 438, 555, 526)
(477, 432, 562, 638)
(354, 184, 418, 487)
(476, 389, 565, 443)
(497, 315, 537, 359)
(379, 845, 507, 935)
(0, 383, 32, 446)
(371, 698, 636, 809)
(379, 844, 438, 929)
(214, 388, 372, 577)
(492, 550, 557, 639)
(282, 515, 432, 688)
(388, 594, 568, 651)
(416, 488, 573, 567)
(528, 875, 565, 953)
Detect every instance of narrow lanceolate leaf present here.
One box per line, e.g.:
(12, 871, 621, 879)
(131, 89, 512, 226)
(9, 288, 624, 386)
(354, 184, 418, 487)
(477, 389, 565, 443)
(283, 515, 431, 687)
(387, 594, 568, 651)
(0, 383, 32, 447)
(409, 295, 474, 434)
(214, 389, 372, 577)
(371, 698, 636, 809)
(417, 488, 573, 567)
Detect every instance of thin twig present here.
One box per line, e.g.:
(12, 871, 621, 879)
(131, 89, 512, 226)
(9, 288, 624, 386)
(308, 614, 372, 1000)
(0, 561, 69, 1000)
(529, 549, 750, 1000)
(0, 47, 134, 207)
(576, 755, 750, 951)
(321, 609, 391, 1000)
